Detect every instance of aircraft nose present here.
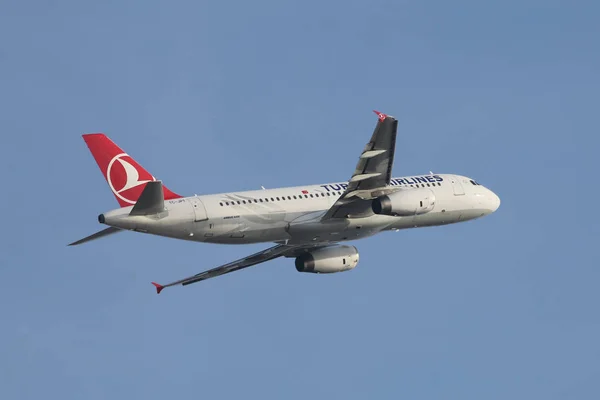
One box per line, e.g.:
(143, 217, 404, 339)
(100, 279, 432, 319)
(488, 190, 501, 212)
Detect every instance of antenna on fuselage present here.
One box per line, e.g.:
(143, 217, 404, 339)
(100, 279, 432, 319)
(261, 186, 266, 190)
(429, 171, 434, 175)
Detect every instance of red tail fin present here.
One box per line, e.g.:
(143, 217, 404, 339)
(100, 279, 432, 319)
(82, 133, 182, 207)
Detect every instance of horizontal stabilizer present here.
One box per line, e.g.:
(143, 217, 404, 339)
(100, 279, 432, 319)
(68, 227, 122, 246)
(130, 181, 165, 216)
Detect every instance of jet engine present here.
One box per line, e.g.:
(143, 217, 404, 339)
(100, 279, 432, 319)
(295, 245, 359, 273)
(372, 188, 436, 216)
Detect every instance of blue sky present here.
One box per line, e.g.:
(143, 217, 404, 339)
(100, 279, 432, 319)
(1, 1, 598, 398)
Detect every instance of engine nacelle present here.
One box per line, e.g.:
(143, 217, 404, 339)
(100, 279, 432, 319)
(372, 188, 436, 216)
(295, 245, 359, 274)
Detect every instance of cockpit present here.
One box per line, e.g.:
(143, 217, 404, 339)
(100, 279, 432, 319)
(464, 176, 501, 213)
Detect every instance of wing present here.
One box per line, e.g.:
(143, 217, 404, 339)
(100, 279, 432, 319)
(322, 110, 399, 220)
(151, 243, 319, 294)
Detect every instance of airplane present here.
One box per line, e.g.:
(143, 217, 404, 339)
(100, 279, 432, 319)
(70, 110, 500, 294)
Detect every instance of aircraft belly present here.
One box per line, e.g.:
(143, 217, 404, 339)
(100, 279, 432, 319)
(387, 210, 464, 229)
(286, 214, 389, 244)
(199, 216, 289, 244)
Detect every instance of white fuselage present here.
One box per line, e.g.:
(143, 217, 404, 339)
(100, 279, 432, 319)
(100, 174, 500, 245)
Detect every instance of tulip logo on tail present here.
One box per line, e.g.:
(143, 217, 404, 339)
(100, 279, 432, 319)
(107, 153, 155, 205)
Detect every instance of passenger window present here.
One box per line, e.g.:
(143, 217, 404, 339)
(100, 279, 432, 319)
(265, 199, 269, 202)
(271, 198, 274, 201)
(293, 196, 297, 199)
(304, 195, 308, 198)
(219, 203, 223, 206)
(426, 183, 430, 187)
(288, 196, 291, 200)
(310, 194, 314, 198)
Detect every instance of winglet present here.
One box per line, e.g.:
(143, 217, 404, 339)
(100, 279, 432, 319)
(373, 110, 387, 122)
(151, 282, 164, 294)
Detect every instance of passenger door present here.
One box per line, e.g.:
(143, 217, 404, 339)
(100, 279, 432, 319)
(187, 197, 208, 221)
(450, 176, 465, 196)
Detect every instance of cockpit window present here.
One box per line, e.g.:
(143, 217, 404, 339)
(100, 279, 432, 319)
(470, 180, 482, 186)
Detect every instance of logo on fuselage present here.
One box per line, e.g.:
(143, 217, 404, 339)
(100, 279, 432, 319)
(319, 175, 444, 192)
(106, 153, 155, 204)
